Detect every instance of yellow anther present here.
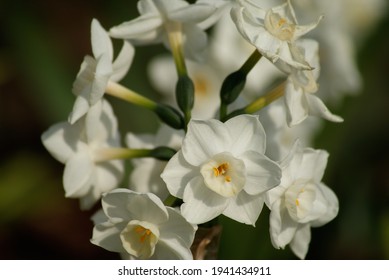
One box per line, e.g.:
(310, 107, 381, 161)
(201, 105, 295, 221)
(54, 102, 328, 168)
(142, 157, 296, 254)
(213, 163, 229, 177)
(278, 18, 287, 27)
(135, 226, 152, 243)
(295, 199, 300, 206)
(225, 176, 231, 182)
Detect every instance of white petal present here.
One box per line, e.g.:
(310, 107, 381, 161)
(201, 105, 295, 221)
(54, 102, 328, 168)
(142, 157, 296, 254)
(169, 3, 216, 23)
(306, 94, 344, 123)
(181, 176, 228, 224)
(41, 121, 81, 163)
(63, 150, 94, 198)
(224, 115, 266, 155)
(91, 220, 126, 253)
(159, 208, 196, 249)
(109, 15, 163, 40)
(284, 81, 309, 126)
(111, 41, 135, 82)
(94, 160, 125, 193)
(91, 19, 113, 61)
(102, 189, 169, 225)
(223, 192, 265, 225)
(289, 223, 311, 259)
(269, 199, 298, 249)
(299, 148, 328, 183)
(153, 237, 193, 260)
(68, 94, 90, 124)
(89, 54, 112, 105)
(241, 151, 281, 195)
(161, 150, 197, 198)
(182, 119, 229, 166)
(310, 183, 339, 227)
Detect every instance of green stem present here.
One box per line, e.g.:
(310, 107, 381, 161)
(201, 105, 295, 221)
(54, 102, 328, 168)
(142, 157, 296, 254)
(167, 24, 187, 76)
(239, 48, 262, 74)
(105, 81, 156, 110)
(244, 81, 286, 114)
(94, 148, 152, 162)
(94, 146, 177, 162)
(223, 81, 286, 121)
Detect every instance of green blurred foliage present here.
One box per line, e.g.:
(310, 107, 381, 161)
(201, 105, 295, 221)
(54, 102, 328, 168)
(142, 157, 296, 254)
(0, 0, 388, 259)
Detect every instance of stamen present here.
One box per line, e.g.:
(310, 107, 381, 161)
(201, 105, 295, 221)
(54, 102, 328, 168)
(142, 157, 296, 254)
(135, 226, 152, 243)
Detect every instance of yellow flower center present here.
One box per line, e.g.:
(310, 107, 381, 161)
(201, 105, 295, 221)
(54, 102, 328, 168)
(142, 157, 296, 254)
(265, 11, 295, 41)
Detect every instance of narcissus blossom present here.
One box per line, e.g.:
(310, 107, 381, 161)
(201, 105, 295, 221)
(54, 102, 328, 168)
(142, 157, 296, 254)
(109, 0, 216, 61)
(231, 0, 322, 70)
(265, 141, 339, 259)
(161, 114, 281, 225)
(91, 189, 196, 259)
(41, 99, 124, 209)
(69, 18, 134, 124)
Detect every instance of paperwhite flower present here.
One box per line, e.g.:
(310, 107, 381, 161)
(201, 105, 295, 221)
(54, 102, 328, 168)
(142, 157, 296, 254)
(161, 114, 281, 225)
(41, 99, 124, 209)
(281, 39, 343, 126)
(69, 18, 134, 124)
(231, 0, 322, 70)
(109, 0, 216, 61)
(127, 124, 184, 200)
(265, 141, 339, 259)
(91, 189, 196, 260)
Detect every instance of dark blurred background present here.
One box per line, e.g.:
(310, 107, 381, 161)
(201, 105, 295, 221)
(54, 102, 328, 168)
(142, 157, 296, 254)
(0, 0, 388, 259)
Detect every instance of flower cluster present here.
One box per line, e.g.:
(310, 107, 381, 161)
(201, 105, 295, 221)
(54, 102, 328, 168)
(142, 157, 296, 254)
(41, 0, 383, 259)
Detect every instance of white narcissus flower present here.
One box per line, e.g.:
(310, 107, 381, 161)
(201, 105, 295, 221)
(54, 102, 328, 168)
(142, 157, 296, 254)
(109, 0, 216, 61)
(280, 39, 343, 126)
(161, 114, 282, 225)
(127, 124, 184, 200)
(231, 0, 322, 70)
(91, 189, 196, 260)
(41, 99, 124, 210)
(69, 18, 134, 124)
(265, 141, 339, 259)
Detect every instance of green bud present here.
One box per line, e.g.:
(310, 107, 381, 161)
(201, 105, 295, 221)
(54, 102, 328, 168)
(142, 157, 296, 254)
(150, 146, 177, 161)
(155, 104, 185, 130)
(220, 70, 246, 105)
(176, 75, 194, 115)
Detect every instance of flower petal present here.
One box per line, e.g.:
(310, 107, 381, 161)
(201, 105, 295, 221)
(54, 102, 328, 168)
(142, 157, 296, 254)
(91, 19, 113, 61)
(241, 151, 281, 195)
(223, 192, 265, 226)
(63, 150, 94, 198)
(299, 148, 328, 183)
(169, 3, 216, 23)
(284, 80, 309, 126)
(111, 41, 135, 82)
(103, 189, 168, 225)
(310, 183, 339, 227)
(181, 176, 228, 224)
(109, 15, 163, 40)
(289, 223, 311, 259)
(306, 94, 344, 123)
(68, 94, 90, 124)
(182, 119, 229, 166)
(161, 150, 197, 198)
(41, 121, 81, 163)
(91, 220, 126, 253)
(269, 198, 298, 249)
(159, 207, 196, 249)
(224, 114, 266, 155)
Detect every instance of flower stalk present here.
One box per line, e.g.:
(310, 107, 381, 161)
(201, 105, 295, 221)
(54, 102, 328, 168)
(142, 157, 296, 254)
(94, 146, 177, 162)
(106, 81, 184, 129)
